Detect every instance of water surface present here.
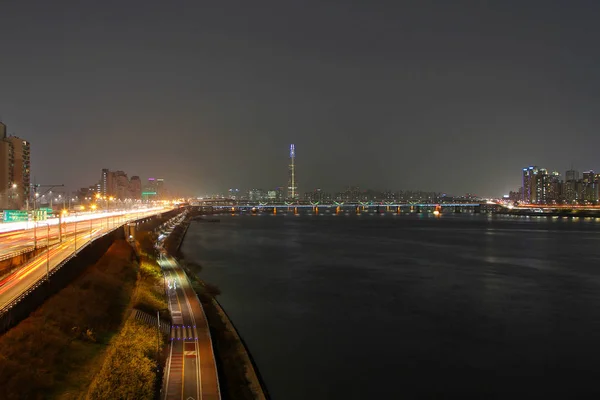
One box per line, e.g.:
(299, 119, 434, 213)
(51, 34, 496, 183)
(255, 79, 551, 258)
(181, 213, 600, 398)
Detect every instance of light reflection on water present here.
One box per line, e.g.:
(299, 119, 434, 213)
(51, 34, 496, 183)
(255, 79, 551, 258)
(181, 213, 600, 399)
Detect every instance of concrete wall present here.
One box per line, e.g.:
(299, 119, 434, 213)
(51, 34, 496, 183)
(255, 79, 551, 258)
(0, 247, 47, 280)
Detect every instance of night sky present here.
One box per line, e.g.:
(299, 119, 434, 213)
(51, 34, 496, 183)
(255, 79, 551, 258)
(1, 1, 599, 197)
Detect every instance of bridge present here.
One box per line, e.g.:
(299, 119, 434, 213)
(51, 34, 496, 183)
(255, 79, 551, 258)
(192, 199, 497, 214)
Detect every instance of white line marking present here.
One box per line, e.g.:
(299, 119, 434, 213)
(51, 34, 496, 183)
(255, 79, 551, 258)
(163, 341, 174, 400)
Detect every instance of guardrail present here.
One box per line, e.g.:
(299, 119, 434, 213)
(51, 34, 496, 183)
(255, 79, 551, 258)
(0, 223, 125, 315)
(0, 246, 36, 263)
(0, 209, 175, 316)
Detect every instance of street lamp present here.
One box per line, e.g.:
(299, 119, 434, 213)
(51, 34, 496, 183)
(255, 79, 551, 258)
(74, 213, 78, 251)
(36, 222, 51, 281)
(10, 183, 18, 210)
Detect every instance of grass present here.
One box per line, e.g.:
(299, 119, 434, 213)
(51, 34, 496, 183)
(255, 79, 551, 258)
(86, 319, 164, 400)
(0, 240, 138, 400)
(133, 257, 169, 318)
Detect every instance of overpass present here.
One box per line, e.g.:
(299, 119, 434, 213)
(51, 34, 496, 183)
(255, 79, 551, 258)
(0, 207, 171, 315)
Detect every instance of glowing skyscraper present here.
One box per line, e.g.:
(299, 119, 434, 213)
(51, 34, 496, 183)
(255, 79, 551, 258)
(287, 144, 298, 200)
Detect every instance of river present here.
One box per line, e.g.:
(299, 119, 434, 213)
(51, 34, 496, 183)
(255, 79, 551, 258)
(180, 212, 600, 398)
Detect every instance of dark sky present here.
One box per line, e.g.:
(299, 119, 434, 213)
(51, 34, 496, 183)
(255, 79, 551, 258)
(1, 1, 599, 197)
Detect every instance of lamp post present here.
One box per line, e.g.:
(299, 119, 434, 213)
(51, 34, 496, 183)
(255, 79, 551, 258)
(74, 213, 78, 251)
(10, 183, 17, 210)
(33, 192, 39, 249)
(36, 222, 51, 281)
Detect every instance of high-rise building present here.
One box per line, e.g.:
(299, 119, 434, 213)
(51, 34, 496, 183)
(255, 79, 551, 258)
(113, 171, 129, 199)
(287, 144, 298, 200)
(249, 188, 265, 202)
(99, 169, 145, 200)
(522, 166, 538, 203)
(548, 171, 562, 203)
(156, 178, 165, 199)
(534, 168, 549, 204)
(100, 168, 110, 197)
(129, 176, 142, 200)
(566, 169, 580, 182)
(143, 178, 158, 201)
(228, 188, 239, 200)
(0, 122, 31, 209)
(0, 123, 10, 209)
(565, 169, 580, 204)
(582, 170, 598, 203)
(275, 186, 284, 202)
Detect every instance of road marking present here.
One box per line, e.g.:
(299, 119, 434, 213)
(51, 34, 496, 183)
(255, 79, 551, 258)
(177, 262, 202, 400)
(184, 342, 197, 358)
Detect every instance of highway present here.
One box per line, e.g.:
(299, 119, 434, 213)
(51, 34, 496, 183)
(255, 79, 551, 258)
(0, 208, 164, 258)
(0, 207, 167, 312)
(161, 255, 220, 400)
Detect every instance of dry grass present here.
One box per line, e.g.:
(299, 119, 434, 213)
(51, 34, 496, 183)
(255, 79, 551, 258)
(85, 319, 164, 400)
(0, 240, 138, 400)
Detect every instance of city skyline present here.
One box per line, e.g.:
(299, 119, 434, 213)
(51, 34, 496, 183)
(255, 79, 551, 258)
(5, 117, 600, 201)
(2, 2, 600, 197)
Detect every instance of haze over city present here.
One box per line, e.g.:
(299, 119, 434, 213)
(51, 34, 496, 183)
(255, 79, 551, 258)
(1, 1, 600, 197)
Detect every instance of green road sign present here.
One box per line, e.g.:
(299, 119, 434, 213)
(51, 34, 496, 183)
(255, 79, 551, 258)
(32, 209, 48, 221)
(4, 210, 28, 222)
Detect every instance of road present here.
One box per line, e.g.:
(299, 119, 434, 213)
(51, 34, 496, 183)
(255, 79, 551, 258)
(161, 255, 220, 400)
(0, 208, 167, 312)
(0, 208, 164, 258)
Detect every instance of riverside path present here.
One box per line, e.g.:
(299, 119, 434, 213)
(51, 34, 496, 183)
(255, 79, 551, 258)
(160, 254, 220, 400)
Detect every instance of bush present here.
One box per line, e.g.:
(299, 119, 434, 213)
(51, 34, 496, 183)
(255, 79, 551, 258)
(133, 258, 168, 318)
(86, 320, 161, 400)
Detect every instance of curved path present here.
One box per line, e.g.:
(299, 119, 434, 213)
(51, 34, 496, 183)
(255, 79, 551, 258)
(161, 255, 220, 400)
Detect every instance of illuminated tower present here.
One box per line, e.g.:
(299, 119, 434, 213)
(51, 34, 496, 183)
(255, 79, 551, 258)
(287, 144, 298, 200)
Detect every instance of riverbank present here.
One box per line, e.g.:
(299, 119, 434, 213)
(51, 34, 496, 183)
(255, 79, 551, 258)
(165, 210, 269, 400)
